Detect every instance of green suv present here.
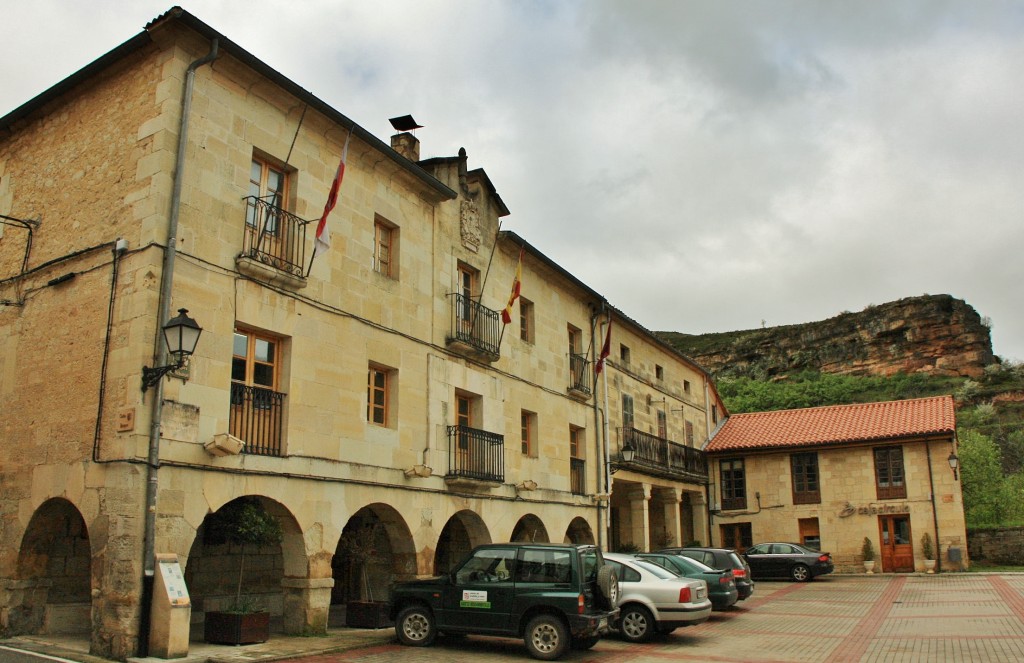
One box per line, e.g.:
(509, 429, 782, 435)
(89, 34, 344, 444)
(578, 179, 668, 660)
(390, 542, 620, 660)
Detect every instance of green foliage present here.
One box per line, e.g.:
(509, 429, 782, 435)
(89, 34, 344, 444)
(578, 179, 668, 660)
(920, 532, 934, 560)
(615, 543, 642, 554)
(958, 429, 1024, 528)
(861, 537, 875, 562)
(208, 498, 283, 613)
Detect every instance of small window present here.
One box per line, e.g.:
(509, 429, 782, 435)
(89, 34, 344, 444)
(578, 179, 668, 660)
(791, 452, 821, 504)
(685, 421, 695, 446)
(519, 298, 534, 343)
(521, 410, 536, 456)
(367, 365, 394, 426)
(620, 344, 630, 365)
(655, 364, 664, 381)
(373, 217, 398, 278)
(657, 410, 667, 439)
(874, 446, 907, 499)
(683, 380, 691, 394)
(720, 458, 746, 511)
(712, 404, 718, 424)
(621, 394, 634, 431)
(456, 263, 479, 329)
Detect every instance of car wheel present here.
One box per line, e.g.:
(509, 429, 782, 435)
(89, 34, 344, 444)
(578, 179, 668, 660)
(618, 604, 655, 643)
(596, 564, 619, 610)
(790, 563, 811, 582)
(396, 605, 436, 647)
(524, 614, 569, 661)
(571, 634, 600, 650)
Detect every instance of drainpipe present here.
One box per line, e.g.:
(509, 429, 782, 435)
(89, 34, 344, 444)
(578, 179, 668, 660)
(925, 439, 942, 573)
(589, 305, 607, 549)
(139, 38, 219, 656)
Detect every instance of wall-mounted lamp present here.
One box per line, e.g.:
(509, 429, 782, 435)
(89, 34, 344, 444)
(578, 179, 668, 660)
(609, 445, 636, 475)
(142, 308, 203, 393)
(948, 451, 959, 481)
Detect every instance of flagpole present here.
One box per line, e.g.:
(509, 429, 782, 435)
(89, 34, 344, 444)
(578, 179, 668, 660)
(307, 127, 352, 277)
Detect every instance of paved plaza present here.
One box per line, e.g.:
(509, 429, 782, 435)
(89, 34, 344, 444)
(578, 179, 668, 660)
(4, 574, 1023, 663)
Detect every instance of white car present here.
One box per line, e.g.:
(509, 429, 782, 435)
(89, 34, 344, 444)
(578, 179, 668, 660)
(603, 552, 712, 642)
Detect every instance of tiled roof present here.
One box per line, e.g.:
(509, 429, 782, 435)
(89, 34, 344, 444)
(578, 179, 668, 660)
(705, 395, 956, 453)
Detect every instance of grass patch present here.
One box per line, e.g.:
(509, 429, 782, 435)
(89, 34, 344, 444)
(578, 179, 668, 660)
(966, 563, 1024, 573)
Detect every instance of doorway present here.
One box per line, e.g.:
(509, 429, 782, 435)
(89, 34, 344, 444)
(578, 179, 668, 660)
(879, 515, 914, 572)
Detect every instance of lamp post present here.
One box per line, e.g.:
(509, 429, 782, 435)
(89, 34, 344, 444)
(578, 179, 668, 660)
(142, 308, 203, 392)
(948, 451, 959, 481)
(609, 444, 635, 475)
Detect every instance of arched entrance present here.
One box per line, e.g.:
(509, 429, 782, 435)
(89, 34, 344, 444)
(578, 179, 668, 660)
(332, 504, 416, 611)
(510, 514, 549, 543)
(12, 498, 91, 636)
(564, 517, 596, 544)
(185, 496, 298, 624)
(433, 510, 491, 575)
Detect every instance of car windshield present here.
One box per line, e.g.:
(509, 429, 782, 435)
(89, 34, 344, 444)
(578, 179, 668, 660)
(676, 556, 715, 573)
(728, 552, 746, 568)
(634, 559, 678, 579)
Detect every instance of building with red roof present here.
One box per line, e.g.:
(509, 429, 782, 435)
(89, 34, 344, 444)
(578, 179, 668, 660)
(704, 396, 968, 573)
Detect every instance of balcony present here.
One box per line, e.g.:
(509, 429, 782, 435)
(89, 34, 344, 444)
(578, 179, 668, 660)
(236, 196, 311, 289)
(445, 425, 504, 485)
(570, 458, 586, 495)
(447, 294, 501, 361)
(230, 383, 286, 457)
(568, 353, 592, 399)
(616, 427, 708, 483)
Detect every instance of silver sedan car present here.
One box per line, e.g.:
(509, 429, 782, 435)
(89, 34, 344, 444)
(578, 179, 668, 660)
(603, 552, 712, 642)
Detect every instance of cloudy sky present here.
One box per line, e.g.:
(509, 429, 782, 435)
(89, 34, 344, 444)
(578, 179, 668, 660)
(4, 1, 1023, 361)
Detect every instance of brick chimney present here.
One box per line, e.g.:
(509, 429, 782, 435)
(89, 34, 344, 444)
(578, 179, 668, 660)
(391, 132, 420, 161)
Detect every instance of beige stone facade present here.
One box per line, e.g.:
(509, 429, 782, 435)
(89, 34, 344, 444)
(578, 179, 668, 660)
(0, 9, 721, 659)
(705, 398, 969, 575)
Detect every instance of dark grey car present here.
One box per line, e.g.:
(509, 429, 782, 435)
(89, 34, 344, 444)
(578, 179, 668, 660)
(743, 542, 834, 582)
(658, 547, 754, 600)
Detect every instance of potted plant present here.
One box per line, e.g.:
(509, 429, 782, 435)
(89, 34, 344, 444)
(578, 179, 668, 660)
(861, 537, 876, 574)
(339, 522, 391, 628)
(921, 532, 936, 574)
(203, 498, 283, 644)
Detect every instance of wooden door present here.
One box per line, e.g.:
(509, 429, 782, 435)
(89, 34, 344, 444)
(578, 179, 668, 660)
(879, 515, 914, 572)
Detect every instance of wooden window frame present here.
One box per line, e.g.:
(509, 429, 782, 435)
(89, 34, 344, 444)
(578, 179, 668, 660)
(720, 458, 747, 511)
(791, 452, 821, 504)
(874, 446, 907, 500)
(519, 298, 534, 343)
(373, 216, 397, 278)
(657, 410, 667, 439)
(367, 365, 391, 427)
(621, 394, 634, 431)
(570, 425, 584, 459)
(248, 156, 291, 231)
(685, 421, 695, 447)
(619, 344, 630, 365)
(232, 328, 281, 390)
(521, 410, 536, 456)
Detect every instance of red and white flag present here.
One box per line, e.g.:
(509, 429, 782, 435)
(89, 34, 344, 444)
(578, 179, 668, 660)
(595, 318, 612, 374)
(313, 131, 351, 259)
(501, 248, 524, 325)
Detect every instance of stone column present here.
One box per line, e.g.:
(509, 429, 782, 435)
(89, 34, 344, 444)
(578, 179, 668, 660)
(690, 491, 710, 547)
(626, 484, 652, 551)
(659, 489, 683, 549)
(281, 577, 334, 635)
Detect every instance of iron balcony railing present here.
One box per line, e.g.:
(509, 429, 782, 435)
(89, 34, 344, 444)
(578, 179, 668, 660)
(448, 293, 501, 358)
(570, 458, 586, 495)
(446, 425, 504, 483)
(619, 427, 708, 482)
(242, 195, 311, 277)
(568, 353, 592, 396)
(230, 383, 286, 457)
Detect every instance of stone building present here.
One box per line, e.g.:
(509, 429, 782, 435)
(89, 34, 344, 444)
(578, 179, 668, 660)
(704, 396, 969, 573)
(0, 8, 722, 659)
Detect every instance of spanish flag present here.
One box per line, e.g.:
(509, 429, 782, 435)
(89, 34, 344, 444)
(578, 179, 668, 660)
(501, 248, 524, 325)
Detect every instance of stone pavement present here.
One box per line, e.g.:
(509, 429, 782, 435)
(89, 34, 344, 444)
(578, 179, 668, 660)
(4, 574, 1024, 663)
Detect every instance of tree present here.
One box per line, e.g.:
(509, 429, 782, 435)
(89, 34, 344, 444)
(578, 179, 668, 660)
(958, 429, 1023, 527)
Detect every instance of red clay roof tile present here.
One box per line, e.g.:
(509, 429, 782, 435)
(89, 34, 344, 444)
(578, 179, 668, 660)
(705, 395, 956, 453)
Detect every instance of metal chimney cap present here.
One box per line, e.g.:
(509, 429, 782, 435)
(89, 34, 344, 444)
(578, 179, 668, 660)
(389, 115, 423, 131)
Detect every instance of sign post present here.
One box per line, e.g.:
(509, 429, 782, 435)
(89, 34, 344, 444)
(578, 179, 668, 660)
(148, 553, 192, 658)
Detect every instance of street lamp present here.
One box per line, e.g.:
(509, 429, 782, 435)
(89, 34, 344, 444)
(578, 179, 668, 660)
(142, 308, 203, 393)
(609, 444, 636, 475)
(948, 450, 960, 481)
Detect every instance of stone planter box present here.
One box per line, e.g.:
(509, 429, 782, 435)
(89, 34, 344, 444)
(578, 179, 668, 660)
(204, 611, 270, 644)
(345, 601, 391, 629)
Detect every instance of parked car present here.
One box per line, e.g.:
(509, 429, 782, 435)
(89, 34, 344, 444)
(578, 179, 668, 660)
(390, 542, 620, 660)
(638, 552, 739, 611)
(659, 547, 755, 600)
(743, 542, 834, 582)
(602, 552, 711, 643)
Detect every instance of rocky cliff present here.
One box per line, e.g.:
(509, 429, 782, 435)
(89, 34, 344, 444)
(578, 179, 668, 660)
(659, 295, 996, 380)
